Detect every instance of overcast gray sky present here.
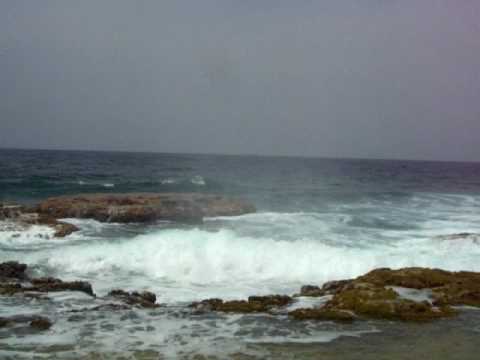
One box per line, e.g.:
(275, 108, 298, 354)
(1, 1, 479, 161)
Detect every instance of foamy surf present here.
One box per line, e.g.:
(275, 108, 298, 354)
(3, 212, 480, 302)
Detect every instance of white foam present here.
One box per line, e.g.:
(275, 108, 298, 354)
(9, 224, 480, 303)
(287, 296, 332, 311)
(191, 175, 206, 186)
(0, 221, 56, 248)
(161, 178, 177, 185)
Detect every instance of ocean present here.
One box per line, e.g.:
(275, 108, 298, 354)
(1, 148, 480, 359)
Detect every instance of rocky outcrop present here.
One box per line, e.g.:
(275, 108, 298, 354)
(315, 282, 456, 322)
(290, 267, 480, 322)
(106, 289, 158, 308)
(4, 262, 480, 326)
(30, 277, 94, 297)
(190, 295, 293, 314)
(296, 280, 352, 297)
(355, 267, 480, 308)
(35, 193, 256, 223)
(1, 193, 255, 237)
(0, 261, 94, 297)
(0, 204, 79, 238)
(68, 289, 159, 313)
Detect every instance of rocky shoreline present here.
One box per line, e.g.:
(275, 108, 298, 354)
(0, 193, 256, 237)
(2, 261, 480, 333)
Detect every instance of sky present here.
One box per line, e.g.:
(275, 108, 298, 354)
(1, 0, 479, 161)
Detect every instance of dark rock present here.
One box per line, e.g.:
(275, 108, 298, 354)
(0, 282, 23, 295)
(247, 295, 293, 308)
(52, 221, 79, 238)
(289, 308, 355, 322)
(30, 317, 52, 330)
(190, 295, 293, 314)
(36, 193, 256, 223)
(0, 315, 52, 330)
(30, 277, 95, 297)
(297, 280, 352, 297)
(320, 280, 352, 294)
(298, 285, 323, 297)
(107, 289, 158, 308)
(189, 298, 223, 313)
(0, 261, 28, 281)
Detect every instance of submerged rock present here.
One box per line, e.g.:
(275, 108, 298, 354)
(435, 233, 480, 244)
(36, 193, 256, 223)
(0, 315, 52, 331)
(29, 317, 53, 330)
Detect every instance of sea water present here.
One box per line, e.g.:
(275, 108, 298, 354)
(1, 149, 480, 359)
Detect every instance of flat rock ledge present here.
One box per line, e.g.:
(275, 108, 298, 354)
(1, 193, 256, 238)
(35, 193, 255, 223)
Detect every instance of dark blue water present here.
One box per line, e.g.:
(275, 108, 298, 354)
(1, 148, 479, 209)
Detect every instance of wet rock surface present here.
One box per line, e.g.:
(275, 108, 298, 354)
(36, 193, 256, 223)
(320, 282, 456, 322)
(289, 308, 355, 322)
(0, 261, 28, 281)
(30, 277, 95, 297)
(106, 289, 159, 308)
(190, 295, 293, 314)
(0, 262, 95, 298)
(290, 267, 480, 322)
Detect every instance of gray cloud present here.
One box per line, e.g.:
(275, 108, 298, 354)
(1, 0, 479, 161)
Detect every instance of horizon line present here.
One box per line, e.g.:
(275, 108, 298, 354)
(0, 146, 478, 164)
